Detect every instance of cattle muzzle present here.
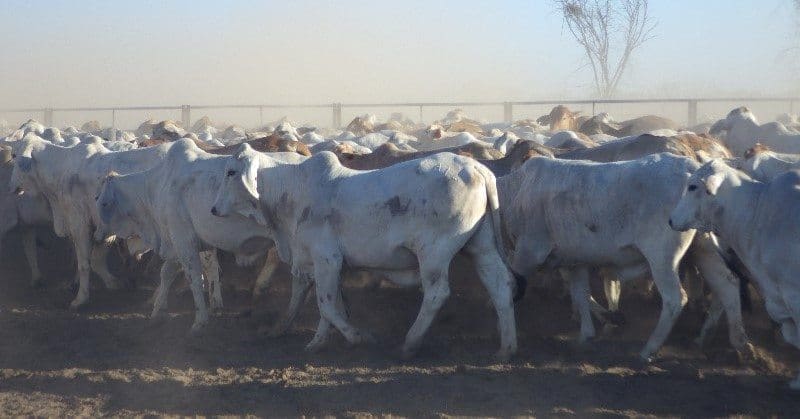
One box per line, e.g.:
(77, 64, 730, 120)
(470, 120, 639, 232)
(211, 206, 219, 216)
(13, 186, 24, 196)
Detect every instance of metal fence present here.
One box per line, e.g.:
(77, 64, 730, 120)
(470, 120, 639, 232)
(1, 97, 797, 131)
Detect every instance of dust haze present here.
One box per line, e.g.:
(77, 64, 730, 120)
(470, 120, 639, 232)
(0, 0, 797, 127)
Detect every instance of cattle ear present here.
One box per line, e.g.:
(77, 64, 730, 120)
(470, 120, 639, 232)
(695, 150, 713, 164)
(234, 143, 252, 159)
(704, 173, 724, 196)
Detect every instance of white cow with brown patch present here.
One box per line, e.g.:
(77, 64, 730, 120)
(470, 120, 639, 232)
(212, 145, 520, 360)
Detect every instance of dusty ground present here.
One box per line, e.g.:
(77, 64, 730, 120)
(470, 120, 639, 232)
(0, 229, 798, 417)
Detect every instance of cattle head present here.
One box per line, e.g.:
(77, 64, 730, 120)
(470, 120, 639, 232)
(743, 142, 770, 160)
(95, 172, 137, 241)
(425, 124, 444, 140)
(710, 106, 758, 135)
(8, 135, 45, 196)
(669, 160, 731, 232)
(547, 105, 581, 132)
(211, 143, 262, 221)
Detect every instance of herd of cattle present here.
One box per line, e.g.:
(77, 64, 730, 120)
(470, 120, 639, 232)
(1, 105, 800, 389)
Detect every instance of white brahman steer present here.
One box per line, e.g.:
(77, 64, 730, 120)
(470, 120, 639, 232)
(500, 154, 748, 362)
(1, 143, 124, 291)
(95, 139, 306, 332)
(734, 144, 800, 182)
(10, 134, 173, 308)
(211, 144, 520, 360)
(0, 145, 51, 286)
(669, 160, 800, 389)
(710, 107, 800, 156)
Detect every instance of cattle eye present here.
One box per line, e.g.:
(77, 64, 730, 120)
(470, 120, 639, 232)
(687, 185, 697, 192)
(227, 170, 236, 177)
(11, 154, 15, 158)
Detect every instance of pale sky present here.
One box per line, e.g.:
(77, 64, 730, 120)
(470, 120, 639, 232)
(0, 0, 798, 126)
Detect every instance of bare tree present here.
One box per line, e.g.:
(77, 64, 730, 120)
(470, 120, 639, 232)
(554, 0, 656, 98)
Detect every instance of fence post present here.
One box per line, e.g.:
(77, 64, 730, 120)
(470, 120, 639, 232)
(259, 106, 264, 127)
(687, 100, 698, 127)
(181, 105, 191, 129)
(111, 109, 117, 131)
(591, 101, 596, 115)
(332, 103, 342, 129)
(418, 105, 424, 124)
(790, 100, 795, 115)
(503, 102, 513, 123)
(43, 108, 53, 127)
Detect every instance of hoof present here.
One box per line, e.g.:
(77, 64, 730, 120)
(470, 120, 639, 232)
(266, 327, 287, 339)
(264, 320, 290, 338)
(352, 330, 377, 346)
(601, 323, 620, 335)
(693, 336, 707, 349)
(69, 298, 88, 311)
(305, 338, 327, 353)
(575, 333, 596, 347)
(400, 346, 418, 360)
(790, 378, 800, 391)
(104, 280, 122, 291)
(637, 353, 654, 366)
(188, 321, 208, 336)
(209, 299, 224, 313)
(149, 312, 168, 326)
(735, 343, 757, 364)
(494, 348, 514, 363)
(601, 311, 627, 326)
(122, 277, 137, 290)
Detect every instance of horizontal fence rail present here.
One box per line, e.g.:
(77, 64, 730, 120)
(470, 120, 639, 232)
(1, 97, 797, 130)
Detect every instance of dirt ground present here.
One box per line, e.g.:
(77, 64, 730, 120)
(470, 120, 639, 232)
(0, 229, 798, 417)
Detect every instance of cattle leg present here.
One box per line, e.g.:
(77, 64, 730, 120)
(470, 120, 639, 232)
(21, 229, 42, 287)
(695, 295, 724, 348)
(90, 242, 121, 290)
(180, 252, 210, 333)
(306, 291, 348, 352)
(401, 265, 450, 358)
(200, 250, 223, 313)
(682, 263, 707, 312)
(564, 268, 596, 344)
(253, 247, 280, 299)
(639, 259, 687, 362)
(791, 371, 800, 391)
(310, 251, 370, 347)
(691, 242, 750, 353)
(151, 259, 181, 320)
(306, 317, 334, 352)
(269, 274, 313, 337)
(69, 234, 93, 309)
(603, 277, 621, 312)
(465, 222, 517, 360)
